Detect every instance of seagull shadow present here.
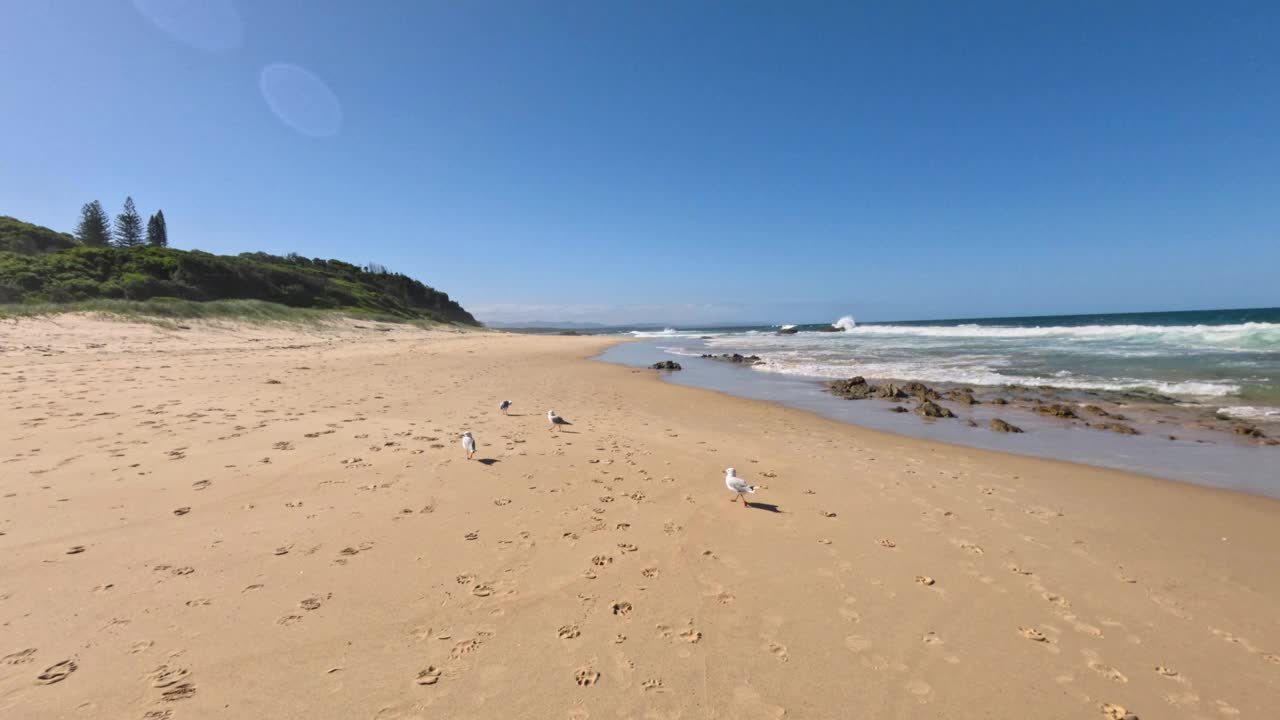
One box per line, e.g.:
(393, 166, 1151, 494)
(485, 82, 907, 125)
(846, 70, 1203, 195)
(745, 502, 783, 513)
(553, 429, 580, 434)
(503, 413, 526, 417)
(478, 458, 500, 466)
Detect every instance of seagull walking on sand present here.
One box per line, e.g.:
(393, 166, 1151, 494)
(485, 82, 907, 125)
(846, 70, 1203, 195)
(461, 431, 476, 460)
(499, 400, 512, 415)
(547, 410, 571, 431)
(724, 468, 757, 507)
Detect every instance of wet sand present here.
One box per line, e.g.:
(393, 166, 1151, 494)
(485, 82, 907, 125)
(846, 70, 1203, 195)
(2, 315, 1278, 719)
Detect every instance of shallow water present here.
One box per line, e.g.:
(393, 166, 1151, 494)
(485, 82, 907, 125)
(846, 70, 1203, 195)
(598, 339, 1280, 498)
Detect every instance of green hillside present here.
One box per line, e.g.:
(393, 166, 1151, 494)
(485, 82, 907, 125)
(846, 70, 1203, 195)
(0, 215, 80, 255)
(0, 218, 479, 325)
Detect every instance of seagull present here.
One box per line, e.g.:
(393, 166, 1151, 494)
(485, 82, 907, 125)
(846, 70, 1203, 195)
(547, 409, 571, 431)
(724, 468, 757, 507)
(461, 431, 476, 460)
(499, 400, 512, 415)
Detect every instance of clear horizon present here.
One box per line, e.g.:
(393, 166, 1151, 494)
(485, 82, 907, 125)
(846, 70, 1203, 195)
(3, 2, 1278, 325)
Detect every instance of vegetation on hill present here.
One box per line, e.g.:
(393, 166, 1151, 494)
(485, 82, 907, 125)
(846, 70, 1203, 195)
(0, 216, 80, 255)
(0, 215, 480, 325)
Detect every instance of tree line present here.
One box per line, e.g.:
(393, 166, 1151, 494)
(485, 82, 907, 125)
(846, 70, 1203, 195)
(74, 197, 168, 248)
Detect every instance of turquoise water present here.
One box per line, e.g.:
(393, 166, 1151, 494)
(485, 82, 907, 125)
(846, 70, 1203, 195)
(613, 307, 1280, 418)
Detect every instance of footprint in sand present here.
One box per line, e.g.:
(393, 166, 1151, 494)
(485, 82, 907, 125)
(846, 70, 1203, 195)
(299, 596, 323, 611)
(1263, 653, 1279, 665)
(558, 624, 580, 639)
(766, 642, 789, 662)
(611, 601, 633, 616)
(464, 531, 479, 541)
(1019, 627, 1048, 642)
(915, 575, 935, 586)
(591, 555, 613, 567)
(1089, 662, 1128, 683)
(277, 614, 303, 626)
(1155, 665, 1180, 677)
(493, 497, 511, 506)
(1100, 703, 1139, 719)
(821, 511, 838, 518)
(3, 649, 37, 665)
(65, 545, 86, 555)
(642, 678, 664, 692)
(641, 567, 658, 578)
(36, 659, 77, 684)
(574, 668, 601, 687)
(959, 542, 984, 555)
(877, 539, 896, 548)
(617, 543, 638, 553)
(471, 584, 493, 597)
(922, 632, 944, 645)
(679, 628, 702, 644)
(172, 507, 191, 516)
(161, 683, 196, 702)
(148, 665, 190, 688)
(415, 666, 442, 686)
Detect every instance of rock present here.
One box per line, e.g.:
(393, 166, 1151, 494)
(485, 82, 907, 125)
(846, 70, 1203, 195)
(650, 360, 682, 371)
(989, 397, 1008, 405)
(777, 326, 799, 335)
(1082, 404, 1111, 417)
(1034, 402, 1078, 419)
(1093, 422, 1139, 435)
(945, 389, 978, 405)
(875, 383, 907, 399)
(965, 419, 978, 427)
(888, 406, 909, 413)
(704, 353, 764, 366)
(915, 400, 955, 418)
(816, 325, 841, 332)
(990, 418, 1024, 433)
(901, 382, 940, 401)
(1232, 425, 1266, 438)
(828, 376, 875, 400)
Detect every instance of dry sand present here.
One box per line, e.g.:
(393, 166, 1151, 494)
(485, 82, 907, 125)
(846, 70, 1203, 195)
(2, 315, 1278, 719)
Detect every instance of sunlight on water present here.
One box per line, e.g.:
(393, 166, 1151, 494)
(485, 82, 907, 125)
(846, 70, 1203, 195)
(259, 63, 343, 138)
(132, 0, 243, 52)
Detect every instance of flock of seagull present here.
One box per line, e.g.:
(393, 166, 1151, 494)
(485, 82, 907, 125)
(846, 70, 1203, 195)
(460, 401, 762, 507)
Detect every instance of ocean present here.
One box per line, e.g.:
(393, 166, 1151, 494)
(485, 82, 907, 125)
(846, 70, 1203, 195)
(594, 307, 1280, 495)
(618, 307, 1280, 417)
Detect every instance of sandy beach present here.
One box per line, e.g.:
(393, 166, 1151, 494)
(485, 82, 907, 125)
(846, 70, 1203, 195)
(2, 316, 1277, 720)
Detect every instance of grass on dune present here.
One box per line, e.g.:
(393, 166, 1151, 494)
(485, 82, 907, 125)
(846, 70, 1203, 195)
(0, 297, 463, 329)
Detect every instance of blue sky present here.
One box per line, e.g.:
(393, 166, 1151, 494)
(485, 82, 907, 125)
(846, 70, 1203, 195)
(2, 2, 1277, 325)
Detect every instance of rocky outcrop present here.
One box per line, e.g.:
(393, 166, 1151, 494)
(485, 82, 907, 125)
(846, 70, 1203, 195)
(816, 325, 841, 332)
(888, 405, 909, 413)
(701, 353, 764, 366)
(1034, 402, 1078, 419)
(1082, 404, 1111, 416)
(989, 397, 1008, 405)
(875, 384, 907, 399)
(828, 376, 875, 400)
(650, 360, 682, 371)
(902, 382, 940, 401)
(1233, 425, 1266, 438)
(945, 389, 979, 405)
(990, 418, 1024, 433)
(915, 400, 955, 418)
(777, 326, 799, 335)
(1092, 421, 1139, 435)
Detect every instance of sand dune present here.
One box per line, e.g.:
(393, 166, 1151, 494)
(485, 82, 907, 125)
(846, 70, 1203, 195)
(1, 315, 1277, 719)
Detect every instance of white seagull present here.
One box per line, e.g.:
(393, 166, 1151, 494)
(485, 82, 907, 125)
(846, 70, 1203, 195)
(547, 409, 571, 431)
(461, 431, 476, 460)
(499, 400, 512, 415)
(724, 467, 757, 507)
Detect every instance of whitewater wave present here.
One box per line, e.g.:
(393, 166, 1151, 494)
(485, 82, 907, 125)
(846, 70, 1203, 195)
(833, 315, 856, 331)
(749, 357, 1242, 398)
(838, 322, 1280, 350)
(1216, 406, 1280, 421)
(628, 328, 706, 338)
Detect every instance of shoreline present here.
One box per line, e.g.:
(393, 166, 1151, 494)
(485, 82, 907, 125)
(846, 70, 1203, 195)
(598, 338, 1280, 498)
(3, 316, 1278, 719)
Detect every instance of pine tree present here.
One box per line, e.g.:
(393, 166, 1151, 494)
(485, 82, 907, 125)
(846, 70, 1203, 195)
(147, 210, 168, 247)
(74, 200, 113, 247)
(114, 196, 144, 247)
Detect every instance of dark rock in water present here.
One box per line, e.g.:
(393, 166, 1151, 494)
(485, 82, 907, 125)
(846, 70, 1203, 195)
(650, 360, 682, 371)
(699, 335, 712, 339)
(989, 397, 1008, 405)
(704, 353, 764, 366)
(915, 400, 955, 418)
(875, 383, 907, 399)
(816, 325, 841, 332)
(1082, 404, 1111, 417)
(777, 326, 799, 335)
(558, 329, 581, 336)
(945, 389, 978, 405)
(990, 418, 1024, 433)
(888, 406, 909, 413)
(1093, 421, 1139, 435)
(966, 419, 978, 427)
(1232, 425, 1266, 438)
(1034, 402, 1078, 419)
(828, 376, 875, 400)
(901, 382, 940, 401)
